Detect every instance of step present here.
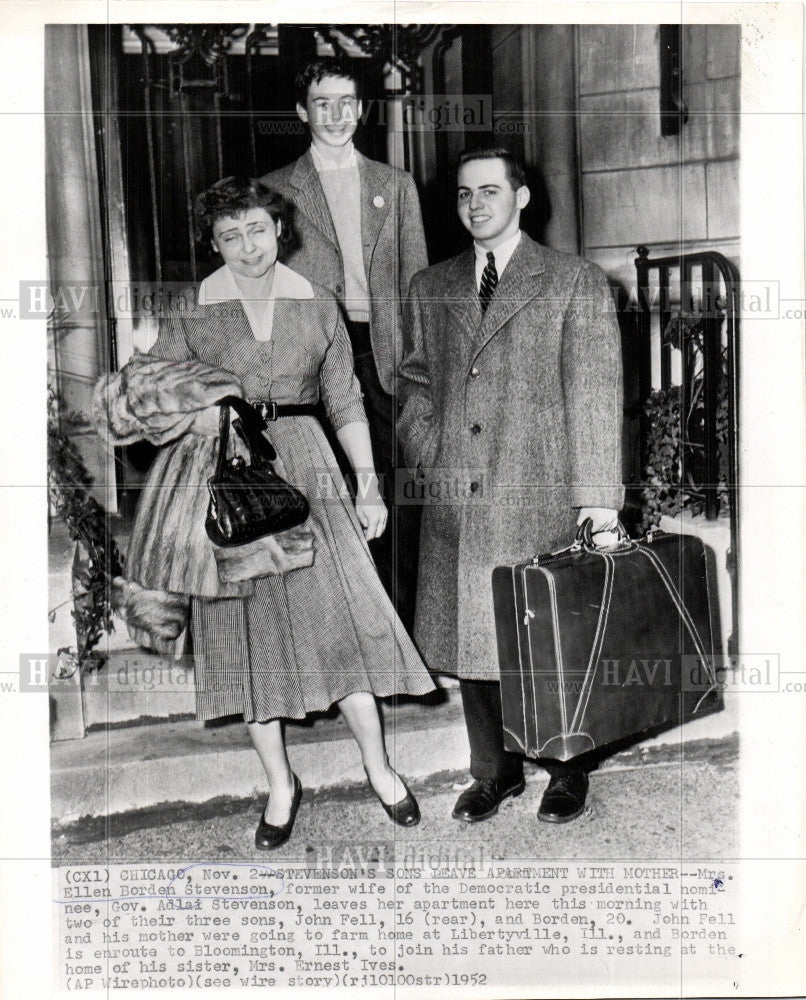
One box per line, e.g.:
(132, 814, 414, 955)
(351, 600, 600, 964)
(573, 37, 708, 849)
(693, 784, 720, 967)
(51, 680, 738, 827)
(51, 686, 466, 825)
(81, 650, 197, 728)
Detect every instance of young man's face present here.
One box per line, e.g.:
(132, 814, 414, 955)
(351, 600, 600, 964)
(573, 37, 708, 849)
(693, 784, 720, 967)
(456, 157, 530, 248)
(297, 75, 361, 151)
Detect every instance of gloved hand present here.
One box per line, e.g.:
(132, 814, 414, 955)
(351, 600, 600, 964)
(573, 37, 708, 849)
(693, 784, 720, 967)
(577, 507, 620, 547)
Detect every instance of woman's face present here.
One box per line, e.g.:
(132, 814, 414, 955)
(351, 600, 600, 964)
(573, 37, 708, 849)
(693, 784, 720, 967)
(211, 207, 281, 280)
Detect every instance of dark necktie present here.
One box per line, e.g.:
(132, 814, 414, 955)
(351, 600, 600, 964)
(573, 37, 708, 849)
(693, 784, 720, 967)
(479, 250, 498, 313)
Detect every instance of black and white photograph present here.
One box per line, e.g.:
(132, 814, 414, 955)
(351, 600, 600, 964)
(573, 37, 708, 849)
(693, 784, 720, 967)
(0, 3, 804, 998)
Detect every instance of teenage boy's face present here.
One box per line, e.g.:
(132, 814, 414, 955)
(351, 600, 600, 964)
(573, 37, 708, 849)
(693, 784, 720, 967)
(297, 76, 361, 150)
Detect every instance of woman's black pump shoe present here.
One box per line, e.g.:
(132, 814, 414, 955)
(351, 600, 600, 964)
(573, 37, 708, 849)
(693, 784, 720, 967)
(255, 774, 302, 850)
(365, 770, 420, 827)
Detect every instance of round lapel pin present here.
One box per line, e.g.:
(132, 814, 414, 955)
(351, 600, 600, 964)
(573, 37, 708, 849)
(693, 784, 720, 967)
(373, 195, 385, 208)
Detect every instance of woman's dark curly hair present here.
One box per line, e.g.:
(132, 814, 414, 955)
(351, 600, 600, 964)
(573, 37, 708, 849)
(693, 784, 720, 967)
(194, 176, 296, 252)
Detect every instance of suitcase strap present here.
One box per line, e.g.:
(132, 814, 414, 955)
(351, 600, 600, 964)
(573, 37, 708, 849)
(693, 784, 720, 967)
(569, 554, 616, 733)
(635, 544, 716, 687)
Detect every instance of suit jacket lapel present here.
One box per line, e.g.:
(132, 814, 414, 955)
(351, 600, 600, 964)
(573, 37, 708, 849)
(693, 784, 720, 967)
(357, 152, 392, 271)
(471, 236, 545, 358)
(288, 150, 338, 246)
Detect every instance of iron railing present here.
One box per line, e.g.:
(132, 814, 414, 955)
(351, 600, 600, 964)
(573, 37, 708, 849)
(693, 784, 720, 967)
(635, 244, 740, 645)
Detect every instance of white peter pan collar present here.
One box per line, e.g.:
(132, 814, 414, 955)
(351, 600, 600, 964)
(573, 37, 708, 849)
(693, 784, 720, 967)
(198, 262, 314, 305)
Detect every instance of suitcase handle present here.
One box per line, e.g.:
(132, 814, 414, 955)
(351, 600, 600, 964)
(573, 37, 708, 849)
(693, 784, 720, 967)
(534, 519, 635, 564)
(575, 517, 634, 552)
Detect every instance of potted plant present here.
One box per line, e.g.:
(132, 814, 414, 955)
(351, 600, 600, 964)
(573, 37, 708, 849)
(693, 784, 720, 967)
(641, 310, 730, 529)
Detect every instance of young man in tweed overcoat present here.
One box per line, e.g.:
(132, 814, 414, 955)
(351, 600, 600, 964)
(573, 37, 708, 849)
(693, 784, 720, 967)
(398, 147, 624, 824)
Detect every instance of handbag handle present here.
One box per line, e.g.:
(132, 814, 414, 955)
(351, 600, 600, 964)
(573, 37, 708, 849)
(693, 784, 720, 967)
(212, 395, 276, 479)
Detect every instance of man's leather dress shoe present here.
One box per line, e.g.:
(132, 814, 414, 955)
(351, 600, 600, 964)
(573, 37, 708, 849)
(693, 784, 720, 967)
(255, 774, 302, 850)
(452, 776, 526, 823)
(537, 769, 588, 823)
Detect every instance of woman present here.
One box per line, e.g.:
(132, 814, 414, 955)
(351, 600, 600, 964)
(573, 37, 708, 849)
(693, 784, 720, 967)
(117, 177, 434, 849)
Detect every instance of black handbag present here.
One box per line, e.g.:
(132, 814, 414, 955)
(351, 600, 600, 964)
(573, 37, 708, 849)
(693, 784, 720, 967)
(205, 395, 309, 547)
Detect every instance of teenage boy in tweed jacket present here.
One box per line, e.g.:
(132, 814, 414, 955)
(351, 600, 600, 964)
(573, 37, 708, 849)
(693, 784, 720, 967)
(398, 147, 624, 824)
(262, 58, 428, 625)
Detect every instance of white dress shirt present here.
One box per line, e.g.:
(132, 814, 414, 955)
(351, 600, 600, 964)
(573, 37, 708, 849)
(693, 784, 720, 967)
(473, 230, 522, 293)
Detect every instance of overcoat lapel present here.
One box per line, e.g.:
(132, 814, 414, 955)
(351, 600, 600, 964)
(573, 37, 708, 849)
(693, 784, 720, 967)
(288, 151, 338, 247)
(442, 250, 480, 339)
(469, 236, 545, 360)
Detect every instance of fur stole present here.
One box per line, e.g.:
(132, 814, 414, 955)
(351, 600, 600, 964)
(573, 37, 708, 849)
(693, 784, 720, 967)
(92, 352, 243, 446)
(213, 527, 315, 583)
(111, 578, 189, 657)
(110, 520, 315, 656)
(95, 353, 315, 653)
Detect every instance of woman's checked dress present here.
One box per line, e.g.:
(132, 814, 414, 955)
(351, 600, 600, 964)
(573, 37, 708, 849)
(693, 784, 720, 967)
(142, 262, 434, 721)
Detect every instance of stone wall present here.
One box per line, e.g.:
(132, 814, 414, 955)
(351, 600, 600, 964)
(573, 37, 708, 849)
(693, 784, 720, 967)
(576, 24, 740, 288)
(489, 23, 740, 285)
(491, 25, 581, 253)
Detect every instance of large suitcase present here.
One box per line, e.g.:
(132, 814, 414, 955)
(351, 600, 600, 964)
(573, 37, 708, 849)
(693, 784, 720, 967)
(492, 527, 724, 761)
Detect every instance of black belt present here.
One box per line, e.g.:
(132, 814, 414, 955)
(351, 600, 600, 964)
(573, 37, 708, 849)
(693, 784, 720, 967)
(249, 401, 319, 421)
